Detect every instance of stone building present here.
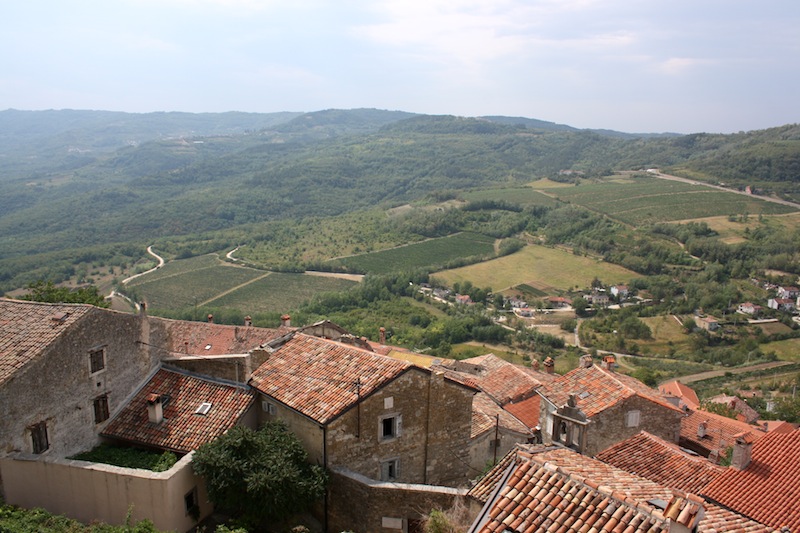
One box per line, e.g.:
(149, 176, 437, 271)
(537, 356, 685, 456)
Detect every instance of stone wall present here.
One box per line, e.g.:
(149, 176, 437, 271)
(327, 468, 468, 533)
(585, 396, 683, 456)
(1, 308, 160, 463)
(325, 369, 474, 487)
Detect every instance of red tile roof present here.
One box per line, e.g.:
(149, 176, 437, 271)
(596, 431, 724, 494)
(102, 367, 255, 453)
(702, 429, 800, 531)
(159, 318, 291, 356)
(469, 445, 772, 533)
(0, 298, 93, 386)
(706, 394, 760, 424)
(249, 333, 413, 424)
(471, 449, 702, 533)
(472, 392, 530, 438)
(659, 380, 700, 411)
(679, 408, 766, 458)
(460, 354, 548, 405)
(537, 365, 683, 417)
(503, 394, 541, 430)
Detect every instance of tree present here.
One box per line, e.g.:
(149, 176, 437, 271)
(20, 280, 108, 307)
(192, 422, 328, 529)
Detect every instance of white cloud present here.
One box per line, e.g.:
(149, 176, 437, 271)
(656, 57, 710, 76)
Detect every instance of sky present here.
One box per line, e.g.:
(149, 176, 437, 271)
(1, 0, 798, 134)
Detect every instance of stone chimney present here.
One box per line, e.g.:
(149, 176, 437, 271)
(207, 314, 214, 323)
(147, 394, 163, 424)
(281, 314, 291, 328)
(244, 315, 252, 327)
(602, 355, 615, 371)
(543, 357, 555, 374)
(379, 327, 386, 344)
(580, 354, 593, 368)
(697, 420, 708, 438)
(730, 432, 755, 470)
(532, 359, 540, 371)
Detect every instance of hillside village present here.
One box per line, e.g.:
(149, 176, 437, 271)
(2, 296, 799, 533)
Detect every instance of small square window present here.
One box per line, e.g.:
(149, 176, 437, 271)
(262, 401, 277, 415)
(89, 348, 106, 374)
(380, 414, 401, 441)
(184, 487, 199, 519)
(380, 459, 399, 481)
(626, 410, 641, 428)
(30, 421, 49, 454)
(94, 395, 110, 424)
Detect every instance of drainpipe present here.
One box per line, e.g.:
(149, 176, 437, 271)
(323, 425, 329, 533)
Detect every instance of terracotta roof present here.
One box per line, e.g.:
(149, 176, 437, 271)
(470, 449, 702, 533)
(702, 429, 800, 531)
(460, 354, 548, 405)
(679, 409, 766, 457)
(503, 394, 541, 430)
(249, 333, 413, 424)
(470, 446, 772, 533)
(102, 367, 255, 453)
(537, 365, 683, 417)
(0, 298, 93, 386)
(472, 392, 531, 439)
(596, 431, 724, 494)
(159, 318, 291, 356)
(659, 380, 700, 410)
(706, 394, 760, 424)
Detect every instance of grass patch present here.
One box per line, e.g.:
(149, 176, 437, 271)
(761, 338, 800, 361)
(70, 443, 177, 472)
(332, 232, 496, 274)
(433, 244, 636, 292)
(527, 178, 574, 189)
(548, 176, 796, 225)
(208, 272, 357, 314)
(461, 187, 559, 206)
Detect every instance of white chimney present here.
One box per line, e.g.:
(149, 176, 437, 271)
(281, 314, 291, 327)
(697, 421, 707, 438)
(147, 394, 163, 424)
(580, 354, 593, 368)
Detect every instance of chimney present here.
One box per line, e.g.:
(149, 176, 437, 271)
(244, 315, 252, 327)
(532, 359, 540, 371)
(281, 314, 291, 328)
(147, 394, 163, 424)
(543, 357, 555, 374)
(580, 354, 593, 368)
(139, 302, 147, 315)
(602, 355, 615, 371)
(697, 420, 708, 438)
(730, 432, 754, 470)
(207, 314, 214, 323)
(379, 327, 386, 344)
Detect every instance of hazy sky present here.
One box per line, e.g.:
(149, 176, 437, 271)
(2, 0, 798, 133)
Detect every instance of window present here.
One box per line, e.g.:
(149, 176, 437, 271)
(30, 421, 49, 454)
(89, 347, 106, 374)
(625, 410, 641, 428)
(380, 414, 401, 441)
(262, 401, 277, 415)
(94, 395, 110, 423)
(184, 487, 199, 519)
(195, 402, 212, 415)
(380, 458, 400, 481)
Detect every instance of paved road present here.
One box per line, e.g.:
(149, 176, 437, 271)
(673, 360, 795, 384)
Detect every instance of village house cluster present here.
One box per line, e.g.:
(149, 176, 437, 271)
(1, 297, 799, 532)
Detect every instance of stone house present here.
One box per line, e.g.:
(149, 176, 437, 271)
(249, 332, 477, 487)
(537, 356, 685, 456)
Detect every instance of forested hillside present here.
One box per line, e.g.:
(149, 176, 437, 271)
(0, 109, 798, 293)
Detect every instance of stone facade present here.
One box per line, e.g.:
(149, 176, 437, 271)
(327, 468, 467, 533)
(1, 308, 160, 464)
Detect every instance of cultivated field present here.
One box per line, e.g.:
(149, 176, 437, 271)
(127, 254, 356, 312)
(635, 315, 692, 356)
(432, 244, 637, 292)
(461, 187, 559, 206)
(331, 232, 496, 274)
(546, 176, 796, 225)
(760, 338, 800, 361)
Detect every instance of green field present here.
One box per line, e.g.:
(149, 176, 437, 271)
(207, 273, 357, 314)
(461, 187, 560, 206)
(548, 177, 796, 225)
(433, 244, 637, 292)
(127, 254, 358, 313)
(332, 232, 496, 274)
